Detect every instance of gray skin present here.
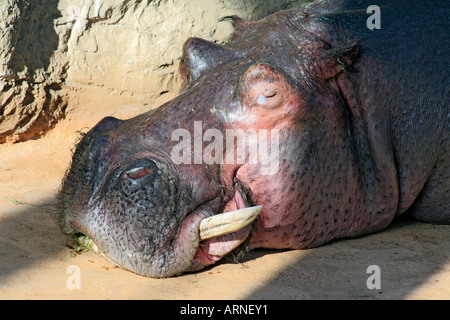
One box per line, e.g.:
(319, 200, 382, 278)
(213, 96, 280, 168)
(56, 0, 449, 278)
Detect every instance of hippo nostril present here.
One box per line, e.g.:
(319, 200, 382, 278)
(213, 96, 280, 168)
(88, 135, 109, 160)
(90, 116, 124, 137)
(87, 117, 123, 161)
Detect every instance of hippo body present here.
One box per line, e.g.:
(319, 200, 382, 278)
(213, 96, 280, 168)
(57, 0, 449, 277)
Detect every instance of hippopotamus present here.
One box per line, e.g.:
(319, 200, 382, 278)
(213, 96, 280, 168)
(56, 0, 449, 278)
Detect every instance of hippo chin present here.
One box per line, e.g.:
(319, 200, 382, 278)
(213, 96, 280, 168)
(56, 0, 449, 278)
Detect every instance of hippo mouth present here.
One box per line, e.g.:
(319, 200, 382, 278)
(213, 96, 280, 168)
(188, 189, 263, 272)
(73, 187, 262, 276)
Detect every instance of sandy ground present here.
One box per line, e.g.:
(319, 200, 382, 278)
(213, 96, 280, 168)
(0, 88, 449, 300)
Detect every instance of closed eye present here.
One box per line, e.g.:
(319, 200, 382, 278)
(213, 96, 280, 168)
(262, 88, 277, 97)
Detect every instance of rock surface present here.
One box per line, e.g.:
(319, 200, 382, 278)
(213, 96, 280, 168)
(0, 0, 306, 143)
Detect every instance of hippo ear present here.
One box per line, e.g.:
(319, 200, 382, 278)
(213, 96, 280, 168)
(180, 37, 234, 84)
(319, 42, 360, 80)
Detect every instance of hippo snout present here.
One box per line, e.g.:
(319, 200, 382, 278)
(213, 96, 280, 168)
(57, 106, 264, 277)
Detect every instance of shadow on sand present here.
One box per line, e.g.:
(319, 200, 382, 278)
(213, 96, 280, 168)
(240, 216, 450, 299)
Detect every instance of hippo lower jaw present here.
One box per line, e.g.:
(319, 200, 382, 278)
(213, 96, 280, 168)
(199, 205, 263, 241)
(188, 190, 262, 272)
(74, 188, 262, 276)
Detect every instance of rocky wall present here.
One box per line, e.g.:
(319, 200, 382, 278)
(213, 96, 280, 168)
(0, 0, 308, 143)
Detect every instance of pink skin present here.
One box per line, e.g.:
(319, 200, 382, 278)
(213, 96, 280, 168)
(185, 63, 303, 271)
(189, 189, 250, 271)
(220, 64, 305, 250)
(185, 63, 304, 271)
(153, 55, 396, 272)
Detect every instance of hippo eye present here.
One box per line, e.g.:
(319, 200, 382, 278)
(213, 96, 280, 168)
(262, 88, 277, 98)
(125, 167, 153, 180)
(256, 87, 279, 106)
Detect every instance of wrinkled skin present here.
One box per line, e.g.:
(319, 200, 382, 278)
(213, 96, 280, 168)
(56, 0, 449, 278)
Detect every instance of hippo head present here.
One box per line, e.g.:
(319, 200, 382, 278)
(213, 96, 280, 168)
(57, 11, 397, 277)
